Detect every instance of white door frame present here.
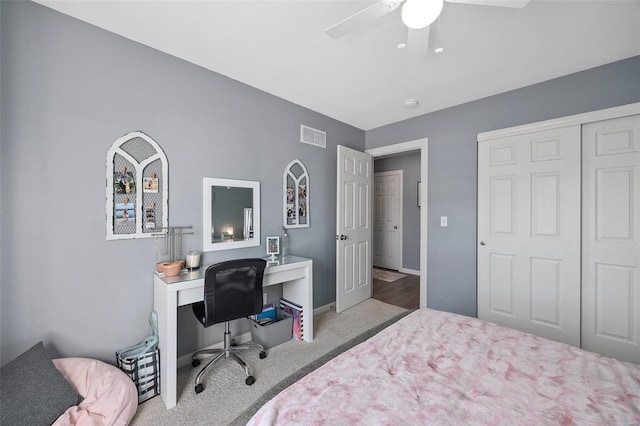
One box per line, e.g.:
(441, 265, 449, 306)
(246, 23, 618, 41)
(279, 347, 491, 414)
(373, 170, 403, 271)
(366, 138, 428, 309)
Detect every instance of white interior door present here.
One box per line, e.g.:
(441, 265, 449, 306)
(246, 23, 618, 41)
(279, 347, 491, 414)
(373, 171, 402, 270)
(336, 145, 373, 313)
(582, 114, 640, 364)
(478, 125, 581, 346)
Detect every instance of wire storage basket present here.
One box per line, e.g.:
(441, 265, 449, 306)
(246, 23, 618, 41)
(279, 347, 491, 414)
(116, 311, 160, 403)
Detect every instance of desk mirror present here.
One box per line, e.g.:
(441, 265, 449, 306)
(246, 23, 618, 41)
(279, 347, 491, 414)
(202, 177, 260, 252)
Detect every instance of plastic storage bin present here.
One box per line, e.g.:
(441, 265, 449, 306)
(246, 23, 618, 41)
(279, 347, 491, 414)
(250, 308, 293, 349)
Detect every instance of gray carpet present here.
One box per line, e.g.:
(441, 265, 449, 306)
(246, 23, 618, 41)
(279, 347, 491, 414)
(131, 299, 408, 426)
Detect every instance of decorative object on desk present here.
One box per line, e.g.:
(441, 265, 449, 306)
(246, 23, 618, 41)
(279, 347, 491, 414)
(280, 227, 289, 257)
(153, 226, 194, 267)
(106, 131, 168, 240)
(283, 159, 310, 229)
(157, 260, 184, 277)
(266, 236, 279, 260)
(186, 251, 201, 270)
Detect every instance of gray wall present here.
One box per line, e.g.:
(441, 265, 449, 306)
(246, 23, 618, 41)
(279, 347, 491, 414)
(0, 1, 364, 365)
(366, 55, 640, 318)
(374, 153, 421, 271)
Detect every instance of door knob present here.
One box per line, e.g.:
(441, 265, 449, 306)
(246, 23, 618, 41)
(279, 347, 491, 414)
(393, 225, 398, 229)
(335, 234, 347, 240)
(480, 241, 485, 246)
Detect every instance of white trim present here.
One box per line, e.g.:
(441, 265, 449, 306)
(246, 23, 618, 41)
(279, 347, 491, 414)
(313, 302, 335, 316)
(399, 267, 420, 276)
(478, 102, 640, 142)
(373, 170, 403, 272)
(366, 138, 428, 309)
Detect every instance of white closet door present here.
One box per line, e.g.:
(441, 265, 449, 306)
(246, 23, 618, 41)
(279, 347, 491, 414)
(582, 114, 640, 364)
(373, 172, 401, 270)
(478, 125, 581, 346)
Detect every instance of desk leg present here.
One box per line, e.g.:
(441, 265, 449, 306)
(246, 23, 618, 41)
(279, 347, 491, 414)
(282, 263, 313, 342)
(154, 278, 178, 409)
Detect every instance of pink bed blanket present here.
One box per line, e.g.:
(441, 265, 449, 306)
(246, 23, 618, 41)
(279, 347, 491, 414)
(248, 308, 640, 425)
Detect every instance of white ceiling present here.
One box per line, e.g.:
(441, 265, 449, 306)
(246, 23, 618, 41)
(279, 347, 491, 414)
(34, 0, 640, 130)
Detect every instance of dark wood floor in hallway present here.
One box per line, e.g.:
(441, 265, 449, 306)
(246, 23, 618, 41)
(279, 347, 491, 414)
(372, 270, 420, 310)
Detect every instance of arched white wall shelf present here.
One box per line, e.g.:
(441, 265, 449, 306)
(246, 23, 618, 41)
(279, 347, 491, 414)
(283, 159, 309, 229)
(106, 131, 169, 240)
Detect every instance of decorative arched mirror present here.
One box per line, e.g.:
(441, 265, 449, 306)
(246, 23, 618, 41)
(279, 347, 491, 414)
(283, 159, 309, 228)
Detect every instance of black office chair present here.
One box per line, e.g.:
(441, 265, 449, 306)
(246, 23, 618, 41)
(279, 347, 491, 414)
(191, 258, 267, 394)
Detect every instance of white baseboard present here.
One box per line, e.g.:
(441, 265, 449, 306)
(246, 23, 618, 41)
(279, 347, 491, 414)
(399, 267, 420, 276)
(313, 302, 335, 316)
(177, 331, 252, 368)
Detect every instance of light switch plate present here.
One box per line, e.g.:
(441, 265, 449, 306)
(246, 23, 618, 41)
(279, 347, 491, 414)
(440, 216, 448, 227)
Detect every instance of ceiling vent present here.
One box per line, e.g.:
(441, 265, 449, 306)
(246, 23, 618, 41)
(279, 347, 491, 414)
(300, 125, 326, 149)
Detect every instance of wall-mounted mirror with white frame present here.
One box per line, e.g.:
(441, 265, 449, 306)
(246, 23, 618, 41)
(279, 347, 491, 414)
(202, 177, 260, 252)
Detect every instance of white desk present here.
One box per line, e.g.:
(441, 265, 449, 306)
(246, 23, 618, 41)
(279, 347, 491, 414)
(153, 255, 313, 409)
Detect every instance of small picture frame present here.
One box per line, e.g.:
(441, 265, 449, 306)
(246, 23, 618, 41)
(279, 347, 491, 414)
(266, 236, 280, 259)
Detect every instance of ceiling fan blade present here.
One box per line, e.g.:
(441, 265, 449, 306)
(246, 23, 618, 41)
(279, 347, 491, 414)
(444, 0, 529, 8)
(325, 0, 404, 39)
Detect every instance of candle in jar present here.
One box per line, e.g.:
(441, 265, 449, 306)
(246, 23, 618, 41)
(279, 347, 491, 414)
(186, 251, 201, 268)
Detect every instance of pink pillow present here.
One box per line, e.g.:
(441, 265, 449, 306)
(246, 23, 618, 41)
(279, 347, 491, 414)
(52, 358, 138, 426)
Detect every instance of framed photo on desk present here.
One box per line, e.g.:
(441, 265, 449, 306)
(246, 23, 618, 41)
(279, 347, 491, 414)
(266, 236, 280, 256)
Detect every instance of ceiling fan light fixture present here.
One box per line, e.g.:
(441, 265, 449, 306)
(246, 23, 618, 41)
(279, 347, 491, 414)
(401, 0, 444, 30)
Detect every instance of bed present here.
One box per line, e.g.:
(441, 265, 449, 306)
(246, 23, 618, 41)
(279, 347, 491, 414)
(248, 308, 640, 425)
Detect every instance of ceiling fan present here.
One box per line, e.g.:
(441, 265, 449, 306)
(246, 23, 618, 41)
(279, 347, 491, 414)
(325, 0, 530, 39)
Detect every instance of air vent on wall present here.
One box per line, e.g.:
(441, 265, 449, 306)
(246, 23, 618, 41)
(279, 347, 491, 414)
(300, 125, 326, 149)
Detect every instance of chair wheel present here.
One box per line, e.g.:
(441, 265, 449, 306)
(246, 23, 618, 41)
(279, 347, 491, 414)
(245, 375, 255, 386)
(259, 351, 266, 359)
(192, 358, 201, 367)
(195, 383, 204, 394)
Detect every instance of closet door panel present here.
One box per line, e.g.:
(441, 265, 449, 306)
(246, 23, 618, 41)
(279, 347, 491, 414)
(582, 114, 640, 364)
(478, 126, 581, 346)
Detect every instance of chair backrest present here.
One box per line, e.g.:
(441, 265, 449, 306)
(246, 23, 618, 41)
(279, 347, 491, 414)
(201, 258, 267, 326)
